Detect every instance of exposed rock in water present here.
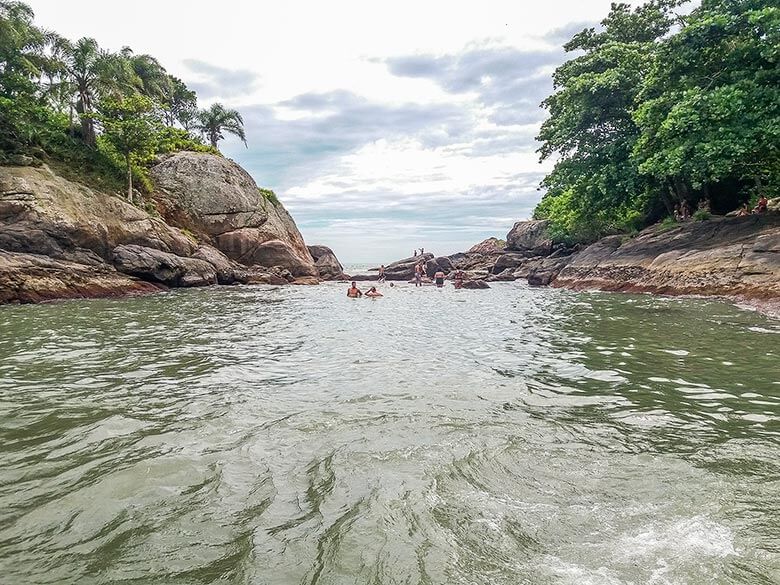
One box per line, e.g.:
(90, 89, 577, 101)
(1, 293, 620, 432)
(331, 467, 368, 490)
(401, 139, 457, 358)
(308, 245, 348, 280)
(434, 256, 454, 273)
(462, 279, 490, 289)
(0, 249, 159, 304)
(112, 244, 217, 287)
(150, 152, 316, 275)
(506, 220, 553, 256)
(553, 215, 780, 307)
(468, 237, 506, 255)
(379, 253, 434, 280)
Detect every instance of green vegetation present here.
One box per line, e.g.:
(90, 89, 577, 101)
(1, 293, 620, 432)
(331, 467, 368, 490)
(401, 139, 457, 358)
(0, 1, 247, 201)
(259, 188, 280, 206)
(535, 0, 780, 243)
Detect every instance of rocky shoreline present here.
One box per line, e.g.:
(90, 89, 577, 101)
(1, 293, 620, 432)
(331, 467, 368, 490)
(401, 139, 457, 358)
(0, 152, 347, 304)
(356, 212, 780, 317)
(2, 153, 778, 316)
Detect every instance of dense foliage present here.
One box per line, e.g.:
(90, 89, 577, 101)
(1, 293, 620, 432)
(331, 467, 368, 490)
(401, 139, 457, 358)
(0, 1, 247, 199)
(535, 0, 780, 243)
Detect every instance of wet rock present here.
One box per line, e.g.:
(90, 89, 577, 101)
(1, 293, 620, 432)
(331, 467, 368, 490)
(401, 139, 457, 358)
(492, 252, 529, 274)
(462, 279, 490, 289)
(112, 244, 217, 287)
(434, 256, 454, 273)
(216, 233, 317, 277)
(485, 268, 517, 282)
(0, 250, 159, 304)
(308, 244, 348, 280)
(380, 253, 434, 280)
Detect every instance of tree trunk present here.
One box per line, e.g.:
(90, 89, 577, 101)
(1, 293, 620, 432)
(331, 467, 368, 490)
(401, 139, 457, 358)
(210, 131, 218, 148)
(126, 155, 133, 205)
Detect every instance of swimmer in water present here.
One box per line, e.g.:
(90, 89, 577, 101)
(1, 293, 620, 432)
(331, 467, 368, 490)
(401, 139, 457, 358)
(365, 286, 383, 297)
(347, 282, 363, 298)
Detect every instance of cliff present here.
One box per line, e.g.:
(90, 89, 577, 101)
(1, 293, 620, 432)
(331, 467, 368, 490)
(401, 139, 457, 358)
(0, 153, 342, 304)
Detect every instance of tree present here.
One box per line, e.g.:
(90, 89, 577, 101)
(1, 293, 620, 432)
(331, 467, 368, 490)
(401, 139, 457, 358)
(195, 102, 246, 149)
(534, 1, 684, 241)
(98, 94, 160, 204)
(160, 74, 197, 129)
(633, 0, 780, 208)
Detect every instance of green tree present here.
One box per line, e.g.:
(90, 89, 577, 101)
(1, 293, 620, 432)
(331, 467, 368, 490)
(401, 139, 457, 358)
(534, 1, 684, 241)
(633, 0, 780, 207)
(160, 74, 197, 129)
(195, 102, 247, 149)
(98, 94, 160, 204)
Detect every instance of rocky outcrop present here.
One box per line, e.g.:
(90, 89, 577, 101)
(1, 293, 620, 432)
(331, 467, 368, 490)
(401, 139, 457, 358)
(468, 237, 506, 255)
(376, 253, 434, 280)
(553, 215, 780, 309)
(0, 155, 331, 304)
(462, 279, 490, 289)
(150, 152, 316, 275)
(112, 244, 217, 287)
(0, 250, 160, 304)
(506, 220, 553, 256)
(308, 245, 348, 280)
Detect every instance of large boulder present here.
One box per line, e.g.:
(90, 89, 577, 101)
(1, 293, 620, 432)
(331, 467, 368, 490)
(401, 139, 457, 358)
(150, 152, 316, 274)
(491, 252, 529, 274)
(468, 237, 506, 254)
(0, 249, 159, 304)
(768, 197, 780, 213)
(462, 279, 490, 289)
(380, 253, 434, 280)
(192, 244, 248, 284)
(308, 245, 347, 280)
(506, 220, 553, 256)
(434, 256, 454, 273)
(112, 244, 217, 287)
(215, 234, 317, 278)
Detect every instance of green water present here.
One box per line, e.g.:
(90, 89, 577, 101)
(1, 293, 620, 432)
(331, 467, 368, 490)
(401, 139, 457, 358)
(0, 283, 778, 584)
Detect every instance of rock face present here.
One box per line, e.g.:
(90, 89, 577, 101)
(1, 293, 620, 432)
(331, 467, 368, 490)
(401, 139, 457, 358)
(0, 249, 160, 304)
(468, 237, 506, 255)
(0, 156, 328, 303)
(506, 220, 553, 256)
(308, 245, 348, 280)
(112, 244, 217, 287)
(554, 215, 780, 306)
(150, 152, 316, 275)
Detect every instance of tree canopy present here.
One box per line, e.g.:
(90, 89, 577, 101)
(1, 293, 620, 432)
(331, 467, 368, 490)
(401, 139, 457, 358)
(0, 1, 247, 200)
(535, 0, 780, 242)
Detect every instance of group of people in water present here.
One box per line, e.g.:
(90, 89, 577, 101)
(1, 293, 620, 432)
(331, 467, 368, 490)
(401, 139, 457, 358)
(348, 263, 467, 298)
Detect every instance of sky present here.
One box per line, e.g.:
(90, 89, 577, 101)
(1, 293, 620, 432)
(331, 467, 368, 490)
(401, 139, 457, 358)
(26, 1, 634, 263)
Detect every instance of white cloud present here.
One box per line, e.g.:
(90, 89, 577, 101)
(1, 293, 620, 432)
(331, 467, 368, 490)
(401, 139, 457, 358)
(25, 0, 644, 262)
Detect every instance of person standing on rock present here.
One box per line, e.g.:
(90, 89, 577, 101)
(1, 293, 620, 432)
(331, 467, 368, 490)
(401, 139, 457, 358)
(434, 269, 445, 288)
(378, 265, 386, 282)
(414, 263, 423, 287)
(347, 282, 363, 298)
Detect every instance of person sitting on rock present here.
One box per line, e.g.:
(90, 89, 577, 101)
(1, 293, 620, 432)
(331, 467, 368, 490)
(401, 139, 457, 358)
(347, 282, 363, 298)
(673, 204, 682, 222)
(737, 203, 751, 217)
(434, 270, 446, 288)
(754, 195, 768, 214)
(365, 286, 383, 297)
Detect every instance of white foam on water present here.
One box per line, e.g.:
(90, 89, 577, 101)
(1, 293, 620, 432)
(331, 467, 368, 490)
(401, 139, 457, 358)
(662, 349, 690, 356)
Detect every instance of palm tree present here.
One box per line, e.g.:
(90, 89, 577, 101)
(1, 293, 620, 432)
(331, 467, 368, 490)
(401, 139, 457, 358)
(58, 37, 114, 146)
(195, 103, 247, 149)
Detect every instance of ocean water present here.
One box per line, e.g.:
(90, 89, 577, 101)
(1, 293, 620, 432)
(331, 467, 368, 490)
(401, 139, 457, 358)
(0, 282, 778, 584)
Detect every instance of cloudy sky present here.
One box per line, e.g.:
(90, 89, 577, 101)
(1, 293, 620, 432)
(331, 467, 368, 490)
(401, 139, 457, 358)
(27, 1, 628, 263)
